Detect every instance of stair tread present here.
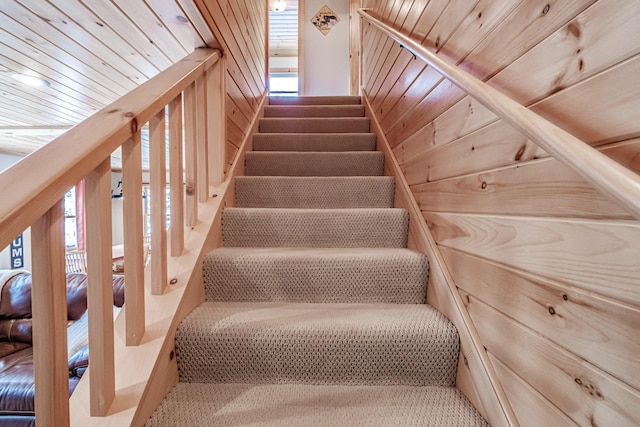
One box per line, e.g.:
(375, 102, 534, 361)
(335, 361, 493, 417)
(146, 383, 488, 427)
(253, 133, 376, 151)
(176, 302, 459, 386)
(204, 247, 428, 303)
(222, 207, 409, 248)
(235, 176, 394, 208)
(245, 151, 384, 176)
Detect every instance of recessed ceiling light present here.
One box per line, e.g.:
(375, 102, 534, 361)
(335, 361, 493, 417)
(271, 0, 287, 12)
(12, 73, 51, 88)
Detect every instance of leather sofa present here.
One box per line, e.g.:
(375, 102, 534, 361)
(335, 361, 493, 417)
(0, 272, 125, 426)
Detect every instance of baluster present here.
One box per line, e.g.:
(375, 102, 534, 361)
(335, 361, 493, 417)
(206, 56, 226, 184)
(85, 158, 115, 416)
(149, 109, 168, 295)
(169, 94, 185, 256)
(122, 129, 145, 345)
(31, 201, 70, 426)
(195, 75, 209, 202)
(184, 82, 199, 227)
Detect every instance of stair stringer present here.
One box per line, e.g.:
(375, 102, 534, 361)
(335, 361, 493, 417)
(362, 92, 519, 427)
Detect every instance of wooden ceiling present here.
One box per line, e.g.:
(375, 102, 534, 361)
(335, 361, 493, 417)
(0, 0, 216, 167)
(269, 0, 298, 58)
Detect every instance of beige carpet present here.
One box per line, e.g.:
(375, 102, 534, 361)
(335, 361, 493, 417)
(259, 117, 371, 133)
(147, 384, 486, 427)
(263, 104, 365, 117)
(252, 133, 376, 152)
(221, 208, 409, 248)
(203, 248, 429, 303)
(244, 151, 384, 176)
(235, 176, 395, 208)
(146, 96, 488, 426)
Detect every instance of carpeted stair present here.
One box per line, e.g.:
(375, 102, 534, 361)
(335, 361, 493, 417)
(146, 96, 488, 426)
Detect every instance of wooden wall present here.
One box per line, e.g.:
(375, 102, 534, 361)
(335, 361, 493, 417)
(361, 1, 640, 425)
(193, 0, 266, 171)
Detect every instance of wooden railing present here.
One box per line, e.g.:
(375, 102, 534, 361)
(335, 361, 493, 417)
(0, 48, 224, 425)
(358, 9, 640, 221)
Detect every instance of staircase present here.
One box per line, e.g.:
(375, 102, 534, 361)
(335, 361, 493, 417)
(146, 96, 488, 426)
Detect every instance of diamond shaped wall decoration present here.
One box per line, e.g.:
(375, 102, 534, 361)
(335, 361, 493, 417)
(311, 5, 340, 36)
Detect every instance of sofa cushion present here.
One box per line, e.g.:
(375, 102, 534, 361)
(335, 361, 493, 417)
(0, 320, 32, 344)
(68, 344, 89, 378)
(0, 272, 126, 322)
(0, 346, 80, 417)
(0, 343, 30, 359)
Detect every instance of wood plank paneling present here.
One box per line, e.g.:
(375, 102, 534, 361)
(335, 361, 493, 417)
(530, 54, 640, 144)
(445, 247, 640, 390)
(426, 212, 640, 306)
(195, 0, 266, 170)
(469, 298, 640, 426)
(412, 139, 640, 219)
(459, 0, 598, 81)
(440, 0, 524, 63)
(489, 354, 580, 427)
(493, 0, 640, 105)
(401, 0, 640, 162)
(362, 0, 640, 424)
(402, 121, 547, 184)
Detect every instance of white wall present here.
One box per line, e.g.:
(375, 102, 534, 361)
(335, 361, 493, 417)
(0, 153, 23, 173)
(302, 0, 350, 95)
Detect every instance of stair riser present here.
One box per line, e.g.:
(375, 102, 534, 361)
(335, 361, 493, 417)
(259, 117, 370, 133)
(235, 176, 395, 208)
(264, 105, 365, 118)
(253, 133, 376, 152)
(204, 248, 428, 303)
(222, 208, 409, 248)
(269, 96, 361, 105)
(176, 303, 459, 387)
(244, 152, 384, 176)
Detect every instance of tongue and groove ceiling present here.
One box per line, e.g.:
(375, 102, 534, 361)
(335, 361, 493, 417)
(0, 0, 217, 167)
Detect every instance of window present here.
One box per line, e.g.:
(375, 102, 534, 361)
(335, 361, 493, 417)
(269, 73, 299, 96)
(64, 187, 78, 249)
(142, 185, 171, 241)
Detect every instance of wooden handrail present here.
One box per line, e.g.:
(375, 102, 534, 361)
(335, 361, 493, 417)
(0, 48, 221, 251)
(358, 9, 640, 221)
(0, 47, 225, 424)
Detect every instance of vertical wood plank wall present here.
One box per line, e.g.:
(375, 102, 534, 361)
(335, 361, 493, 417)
(195, 0, 267, 172)
(361, 1, 640, 425)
